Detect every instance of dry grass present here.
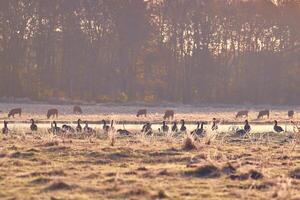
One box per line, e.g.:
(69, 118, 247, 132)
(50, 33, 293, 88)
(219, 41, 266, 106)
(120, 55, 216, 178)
(0, 128, 300, 200)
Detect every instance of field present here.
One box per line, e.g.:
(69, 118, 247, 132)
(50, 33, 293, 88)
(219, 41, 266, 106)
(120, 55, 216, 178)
(1, 103, 300, 200)
(1, 128, 300, 200)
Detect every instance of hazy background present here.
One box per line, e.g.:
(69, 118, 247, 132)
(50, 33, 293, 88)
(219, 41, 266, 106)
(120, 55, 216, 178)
(0, 0, 299, 105)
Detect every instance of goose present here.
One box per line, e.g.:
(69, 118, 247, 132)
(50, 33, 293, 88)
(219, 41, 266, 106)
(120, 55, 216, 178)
(274, 120, 284, 133)
(62, 124, 75, 133)
(30, 119, 38, 131)
(191, 122, 205, 136)
(102, 120, 110, 132)
(84, 121, 95, 133)
(180, 119, 187, 132)
(211, 118, 218, 131)
(117, 124, 131, 136)
(161, 121, 169, 132)
(76, 119, 82, 132)
(49, 121, 61, 134)
(236, 120, 251, 136)
(2, 121, 9, 134)
(141, 122, 152, 135)
(171, 121, 178, 132)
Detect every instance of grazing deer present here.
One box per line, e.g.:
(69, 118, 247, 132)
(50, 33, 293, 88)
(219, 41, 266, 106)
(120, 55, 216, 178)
(257, 110, 270, 119)
(163, 110, 174, 120)
(8, 108, 22, 118)
(47, 108, 58, 119)
(236, 110, 248, 118)
(288, 110, 294, 118)
(73, 105, 83, 114)
(136, 109, 147, 117)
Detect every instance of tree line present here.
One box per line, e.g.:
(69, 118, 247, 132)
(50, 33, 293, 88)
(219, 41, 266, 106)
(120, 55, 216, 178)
(0, 0, 299, 104)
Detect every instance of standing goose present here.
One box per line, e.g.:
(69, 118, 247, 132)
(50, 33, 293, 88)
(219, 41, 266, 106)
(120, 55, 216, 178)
(161, 121, 169, 132)
(30, 119, 38, 131)
(171, 121, 178, 132)
(102, 120, 110, 132)
(2, 121, 9, 134)
(274, 120, 284, 133)
(76, 119, 82, 132)
(180, 119, 187, 132)
(192, 122, 205, 136)
(211, 118, 218, 131)
(51, 121, 61, 134)
(236, 120, 251, 136)
(141, 122, 152, 135)
(84, 121, 95, 133)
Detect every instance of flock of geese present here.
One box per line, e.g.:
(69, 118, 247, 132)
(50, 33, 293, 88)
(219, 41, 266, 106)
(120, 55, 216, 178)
(1, 117, 287, 137)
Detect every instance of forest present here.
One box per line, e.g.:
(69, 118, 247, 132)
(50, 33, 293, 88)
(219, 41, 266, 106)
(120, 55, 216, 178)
(0, 0, 300, 104)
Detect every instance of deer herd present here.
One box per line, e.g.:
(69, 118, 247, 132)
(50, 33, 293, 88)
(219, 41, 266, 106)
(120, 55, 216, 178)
(1, 107, 298, 137)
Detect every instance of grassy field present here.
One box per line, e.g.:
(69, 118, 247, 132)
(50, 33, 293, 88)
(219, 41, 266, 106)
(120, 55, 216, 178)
(0, 129, 300, 200)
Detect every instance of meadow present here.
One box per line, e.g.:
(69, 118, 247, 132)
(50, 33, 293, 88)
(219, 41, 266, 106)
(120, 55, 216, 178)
(0, 126, 300, 200)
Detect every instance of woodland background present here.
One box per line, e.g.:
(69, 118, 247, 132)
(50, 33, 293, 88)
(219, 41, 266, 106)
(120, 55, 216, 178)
(0, 0, 300, 104)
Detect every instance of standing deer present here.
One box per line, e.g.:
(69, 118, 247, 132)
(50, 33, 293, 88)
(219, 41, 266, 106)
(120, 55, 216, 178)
(47, 108, 58, 119)
(136, 109, 147, 117)
(8, 108, 22, 118)
(163, 110, 174, 120)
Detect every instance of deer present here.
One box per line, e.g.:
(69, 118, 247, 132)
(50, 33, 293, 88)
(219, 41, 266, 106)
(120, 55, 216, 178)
(73, 105, 83, 114)
(163, 110, 174, 120)
(257, 110, 270, 119)
(8, 108, 22, 118)
(235, 110, 248, 118)
(47, 108, 58, 119)
(136, 109, 147, 117)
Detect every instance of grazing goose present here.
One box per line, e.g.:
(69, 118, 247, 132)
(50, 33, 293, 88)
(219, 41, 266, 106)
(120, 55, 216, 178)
(180, 119, 187, 132)
(76, 119, 82, 132)
(30, 119, 38, 131)
(191, 122, 205, 136)
(161, 121, 169, 132)
(117, 124, 131, 136)
(211, 118, 218, 131)
(62, 124, 75, 133)
(84, 121, 95, 133)
(171, 121, 178, 132)
(236, 120, 251, 136)
(274, 120, 284, 133)
(2, 121, 9, 134)
(141, 122, 152, 135)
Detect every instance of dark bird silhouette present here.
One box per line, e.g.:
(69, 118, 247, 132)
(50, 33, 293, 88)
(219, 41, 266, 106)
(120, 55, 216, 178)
(49, 121, 61, 134)
(141, 122, 152, 135)
(171, 121, 178, 132)
(191, 122, 205, 136)
(274, 120, 284, 133)
(211, 118, 218, 131)
(62, 124, 75, 133)
(161, 121, 169, 132)
(30, 119, 37, 131)
(236, 120, 251, 136)
(117, 124, 132, 135)
(180, 119, 186, 132)
(2, 121, 9, 134)
(84, 121, 95, 133)
(76, 119, 82, 132)
(102, 120, 110, 132)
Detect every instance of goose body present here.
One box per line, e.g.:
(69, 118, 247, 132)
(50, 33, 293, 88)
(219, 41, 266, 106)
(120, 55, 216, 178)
(84, 122, 95, 133)
(192, 122, 205, 136)
(161, 121, 169, 132)
(274, 120, 284, 133)
(141, 122, 152, 135)
(211, 118, 218, 131)
(180, 119, 187, 132)
(171, 121, 178, 132)
(76, 119, 82, 132)
(2, 121, 9, 134)
(30, 119, 38, 131)
(236, 120, 251, 136)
